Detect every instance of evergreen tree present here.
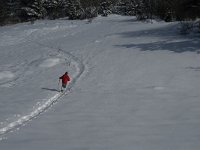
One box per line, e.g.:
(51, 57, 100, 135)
(176, 0, 200, 20)
(20, 0, 46, 21)
(80, 0, 99, 19)
(115, 0, 137, 16)
(0, 0, 7, 25)
(6, 0, 20, 17)
(1, 0, 21, 24)
(62, 0, 70, 16)
(1, 0, 200, 25)
(43, 0, 63, 19)
(67, 0, 84, 20)
(134, 0, 162, 21)
(99, 0, 113, 17)
(80, 0, 100, 9)
(43, 0, 69, 19)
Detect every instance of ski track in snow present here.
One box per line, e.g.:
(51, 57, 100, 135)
(0, 44, 85, 137)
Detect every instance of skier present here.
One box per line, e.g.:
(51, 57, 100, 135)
(59, 72, 70, 92)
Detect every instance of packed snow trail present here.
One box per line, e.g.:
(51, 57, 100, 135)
(0, 46, 85, 136)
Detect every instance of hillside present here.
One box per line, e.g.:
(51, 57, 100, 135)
(0, 15, 200, 150)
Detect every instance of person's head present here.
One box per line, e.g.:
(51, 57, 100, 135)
(65, 72, 68, 74)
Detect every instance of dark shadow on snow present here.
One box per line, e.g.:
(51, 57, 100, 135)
(114, 23, 200, 53)
(42, 88, 60, 92)
(186, 67, 200, 71)
(116, 40, 200, 53)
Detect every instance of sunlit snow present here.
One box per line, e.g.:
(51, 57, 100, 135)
(0, 15, 200, 150)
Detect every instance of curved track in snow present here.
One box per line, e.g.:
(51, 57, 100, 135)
(0, 46, 85, 136)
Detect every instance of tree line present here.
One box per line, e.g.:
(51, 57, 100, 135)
(0, 0, 200, 25)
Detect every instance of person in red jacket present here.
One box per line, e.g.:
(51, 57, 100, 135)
(59, 72, 70, 92)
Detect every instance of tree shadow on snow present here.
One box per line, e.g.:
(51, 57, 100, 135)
(115, 24, 200, 53)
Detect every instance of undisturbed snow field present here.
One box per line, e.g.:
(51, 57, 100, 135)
(0, 15, 200, 150)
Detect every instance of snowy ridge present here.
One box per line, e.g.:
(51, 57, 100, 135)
(0, 47, 85, 136)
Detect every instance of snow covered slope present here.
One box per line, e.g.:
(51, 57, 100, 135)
(0, 15, 200, 150)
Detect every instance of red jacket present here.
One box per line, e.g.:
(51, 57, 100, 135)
(59, 73, 70, 84)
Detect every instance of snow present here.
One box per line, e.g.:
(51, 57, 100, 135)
(0, 15, 200, 149)
(0, 71, 15, 80)
(39, 58, 60, 68)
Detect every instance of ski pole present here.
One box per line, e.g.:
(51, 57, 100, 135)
(58, 79, 60, 91)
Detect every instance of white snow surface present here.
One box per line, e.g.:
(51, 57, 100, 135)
(0, 15, 200, 149)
